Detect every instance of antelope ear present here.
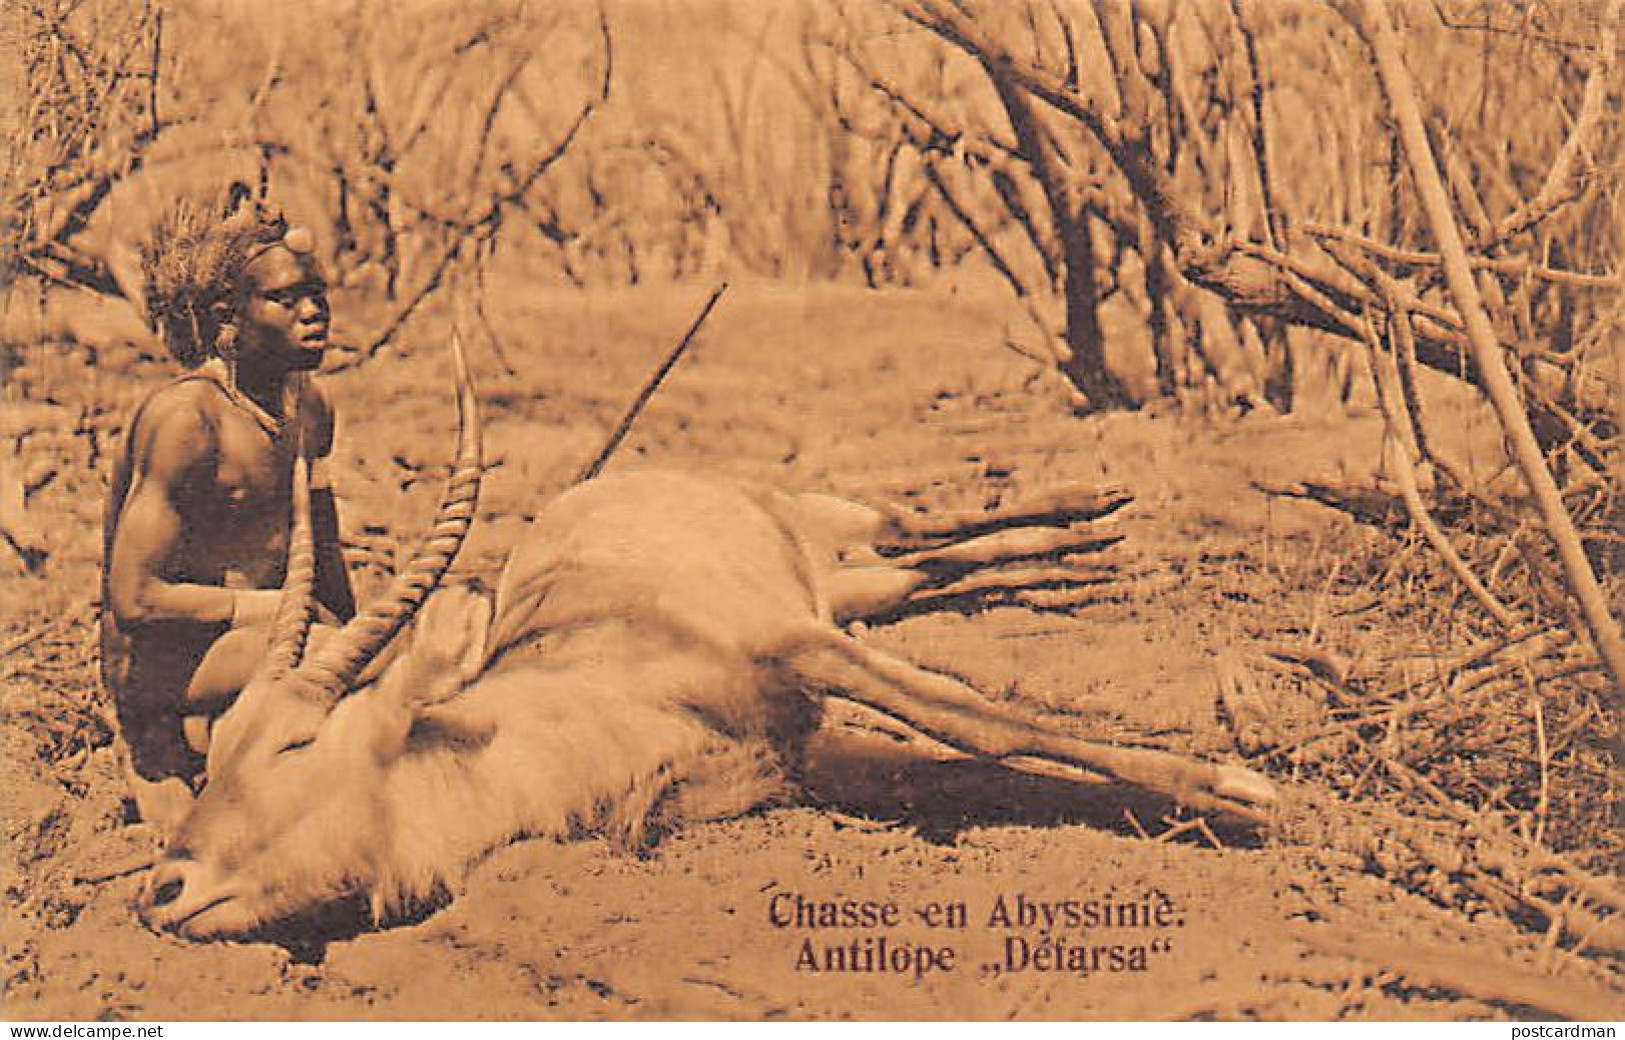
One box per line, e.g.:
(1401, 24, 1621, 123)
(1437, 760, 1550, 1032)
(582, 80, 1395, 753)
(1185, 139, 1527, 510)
(422, 584, 491, 683)
(126, 774, 196, 846)
(400, 585, 492, 711)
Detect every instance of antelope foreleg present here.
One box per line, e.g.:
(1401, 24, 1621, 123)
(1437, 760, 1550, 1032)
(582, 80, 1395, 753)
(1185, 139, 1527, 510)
(878, 482, 1132, 549)
(787, 631, 1277, 825)
(829, 561, 1122, 625)
(885, 519, 1124, 573)
(922, 562, 1116, 600)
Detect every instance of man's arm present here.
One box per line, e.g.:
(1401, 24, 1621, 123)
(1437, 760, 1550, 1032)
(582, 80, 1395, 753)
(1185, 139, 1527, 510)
(303, 382, 356, 623)
(106, 399, 247, 629)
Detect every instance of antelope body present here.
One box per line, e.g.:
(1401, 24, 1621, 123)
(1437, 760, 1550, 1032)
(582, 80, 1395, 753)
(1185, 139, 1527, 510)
(140, 339, 1276, 940)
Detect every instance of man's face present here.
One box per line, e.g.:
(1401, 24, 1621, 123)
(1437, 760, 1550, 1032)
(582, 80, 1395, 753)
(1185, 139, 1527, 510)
(238, 245, 330, 371)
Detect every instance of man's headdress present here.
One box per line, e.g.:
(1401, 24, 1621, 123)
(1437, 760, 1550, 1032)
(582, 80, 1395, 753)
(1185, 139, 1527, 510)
(141, 183, 305, 368)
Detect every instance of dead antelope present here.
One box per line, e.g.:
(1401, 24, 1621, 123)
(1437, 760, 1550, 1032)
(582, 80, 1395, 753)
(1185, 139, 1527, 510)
(139, 337, 1277, 940)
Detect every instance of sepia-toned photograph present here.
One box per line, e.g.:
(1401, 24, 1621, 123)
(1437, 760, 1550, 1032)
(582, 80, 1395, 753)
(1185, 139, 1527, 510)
(1, 0, 1621, 1022)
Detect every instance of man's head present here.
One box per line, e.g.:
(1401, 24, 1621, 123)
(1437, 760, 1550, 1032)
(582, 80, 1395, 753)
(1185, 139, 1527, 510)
(236, 227, 330, 373)
(142, 184, 330, 371)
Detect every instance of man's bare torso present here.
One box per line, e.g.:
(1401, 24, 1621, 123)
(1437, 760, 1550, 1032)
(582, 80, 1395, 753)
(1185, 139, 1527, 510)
(102, 371, 334, 779)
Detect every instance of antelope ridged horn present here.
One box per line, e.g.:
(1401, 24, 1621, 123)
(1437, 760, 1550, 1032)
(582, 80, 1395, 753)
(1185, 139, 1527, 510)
(296, 332, 482, 696)
(264, 453, 316, 676)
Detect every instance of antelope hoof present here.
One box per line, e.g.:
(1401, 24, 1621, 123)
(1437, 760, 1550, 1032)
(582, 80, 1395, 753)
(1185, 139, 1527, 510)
(1213, 764, 1278, 813)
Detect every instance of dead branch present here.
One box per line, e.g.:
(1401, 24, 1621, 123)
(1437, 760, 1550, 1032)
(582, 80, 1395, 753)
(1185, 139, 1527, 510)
(918, 159, 1027, 299)
(6, 0, 167, 300)
(1358, 304, 1515, 625)
(1433, 4, 1622, 53)
(352, 4, 612, 363)
(1485, 2, 1622, 246)
(893, 1, 1617, 437)
(0, 621, 60, 660)
(1304, 223, 1621, 289)
(1292, 926, 1622, 1020)
(1355, 0, 1625, 712)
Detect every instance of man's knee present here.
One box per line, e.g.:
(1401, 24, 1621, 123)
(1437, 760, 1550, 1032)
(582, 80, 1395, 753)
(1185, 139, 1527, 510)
(187, 623, 274, 711)
(187, 620, 342, 708)
(182, 622, 341, 756)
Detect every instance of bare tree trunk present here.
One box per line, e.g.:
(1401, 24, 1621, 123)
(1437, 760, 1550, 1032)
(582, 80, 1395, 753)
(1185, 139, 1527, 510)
(1056, 205, 1125, 408)
(982, 61, 1130, 409)
(1144, 235, 1184, 398)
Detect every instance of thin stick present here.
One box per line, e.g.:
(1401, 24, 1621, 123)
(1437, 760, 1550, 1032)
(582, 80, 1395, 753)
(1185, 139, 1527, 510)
(0, 622, 58, 660)
(1155, 816, 1202, 843)
(1530, 679, 1550, 848)
(76, 852, 156, 885)
(574, 283, 728, 485)
(1195, 817, 1225, 850)
(1359, 307, 1515, 627)
(0, 605, 84, 660)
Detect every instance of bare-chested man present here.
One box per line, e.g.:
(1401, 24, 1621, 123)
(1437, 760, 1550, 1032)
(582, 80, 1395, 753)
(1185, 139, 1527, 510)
(102, 188, 355, 823)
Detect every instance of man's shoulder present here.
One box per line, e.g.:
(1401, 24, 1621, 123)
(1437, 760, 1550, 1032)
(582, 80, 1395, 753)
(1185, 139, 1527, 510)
(128, 378, 223, 465)
(302, 377, 336, 422)
(299, 376, 337, 452)
(138, 376, 226, 426)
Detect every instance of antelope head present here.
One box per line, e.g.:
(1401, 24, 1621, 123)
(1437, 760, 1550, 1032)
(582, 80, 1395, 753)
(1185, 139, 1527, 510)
(140, 336, 486, 940)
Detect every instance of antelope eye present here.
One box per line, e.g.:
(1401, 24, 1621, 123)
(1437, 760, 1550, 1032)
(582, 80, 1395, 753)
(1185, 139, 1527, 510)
(278, 736, 315, 756)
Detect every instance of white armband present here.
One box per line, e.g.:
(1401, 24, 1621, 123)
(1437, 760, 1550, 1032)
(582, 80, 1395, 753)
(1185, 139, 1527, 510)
(230, 589, 280, 629)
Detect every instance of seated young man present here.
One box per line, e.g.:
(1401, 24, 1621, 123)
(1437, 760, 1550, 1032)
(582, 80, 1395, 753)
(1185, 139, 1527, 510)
(102, 188, 355, 827)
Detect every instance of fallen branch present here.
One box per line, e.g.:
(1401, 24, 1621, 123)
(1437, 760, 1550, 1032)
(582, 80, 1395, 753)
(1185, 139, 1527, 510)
(1292, 926, 1622, 1021)
(0, 607, 85, 660)
(0, 623, 58, 660)
(1304, 224, 1622, 289)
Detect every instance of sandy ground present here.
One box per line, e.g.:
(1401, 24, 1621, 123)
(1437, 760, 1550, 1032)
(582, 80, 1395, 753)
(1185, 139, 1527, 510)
(3, 281, 1620, 1020)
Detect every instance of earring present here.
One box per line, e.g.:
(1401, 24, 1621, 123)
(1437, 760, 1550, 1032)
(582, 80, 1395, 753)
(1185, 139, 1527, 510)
(216, 323, 238, 363)
(216, 324, 240, 388)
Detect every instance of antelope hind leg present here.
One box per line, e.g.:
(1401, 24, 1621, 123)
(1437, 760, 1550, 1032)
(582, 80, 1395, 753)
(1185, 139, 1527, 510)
(791, 482, 1128, 581)
(785, 629, 1277, 825)
(799, 483, 1135, 625)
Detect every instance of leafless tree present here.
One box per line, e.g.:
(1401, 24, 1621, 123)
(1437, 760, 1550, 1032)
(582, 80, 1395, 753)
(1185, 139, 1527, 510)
(3, 0, 167, 300)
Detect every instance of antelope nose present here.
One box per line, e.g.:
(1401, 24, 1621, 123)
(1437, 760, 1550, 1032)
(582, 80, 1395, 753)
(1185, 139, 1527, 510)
(147, 862, 186, 907)
(139, 859, 195, 927)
